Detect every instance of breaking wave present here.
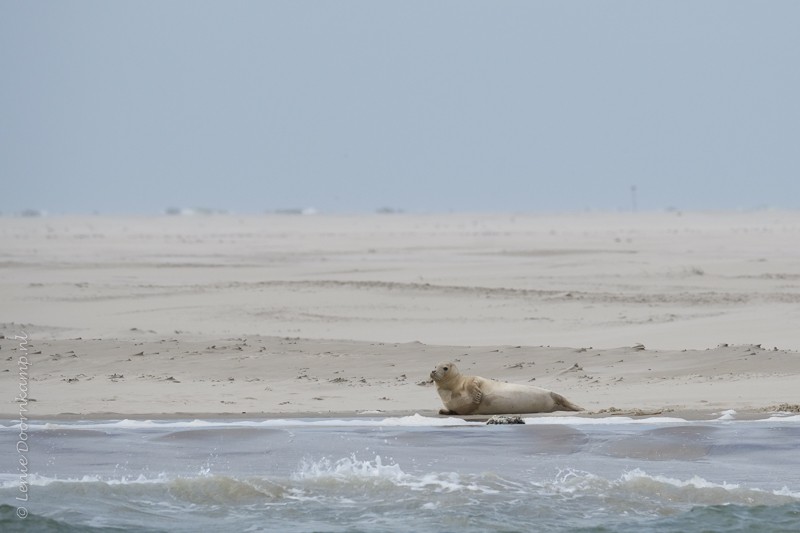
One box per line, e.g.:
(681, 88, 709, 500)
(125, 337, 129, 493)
(3, 458, 798, 508)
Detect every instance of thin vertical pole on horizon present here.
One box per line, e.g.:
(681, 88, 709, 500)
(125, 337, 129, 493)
(630, 185, 638, 212)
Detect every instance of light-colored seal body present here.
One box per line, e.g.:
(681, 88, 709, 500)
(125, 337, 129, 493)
(430, 362, 583, 416)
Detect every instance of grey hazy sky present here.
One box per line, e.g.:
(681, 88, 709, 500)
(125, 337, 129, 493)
(2, 1, 799, 214)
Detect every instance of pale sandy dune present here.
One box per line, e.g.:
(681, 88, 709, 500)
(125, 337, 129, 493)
(1, 212, 799, 417)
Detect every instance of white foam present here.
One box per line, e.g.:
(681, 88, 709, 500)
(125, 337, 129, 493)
(10, 411, 800, 432)
(22, 414, 478, 431)
(546, 468, 800, 505)
(293, 455, 498, 494)
(621, 469, 741, 491)
(4, 465, 798, 506)
(756, 414, 800, 423)
(36, 419, 217, 430)
(371, 413, 476, 426)
(774, 486, 800, 498)
(245, 414, 476, 427)
(716, 409, 737, 420)
(625, 469, 800, 501)
(522, 416, 688, 425)
(293, 455, 404, 482)
(0, 472, 169, 489)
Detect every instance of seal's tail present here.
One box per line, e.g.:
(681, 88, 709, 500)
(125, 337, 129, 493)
(552, 392, 583, 412)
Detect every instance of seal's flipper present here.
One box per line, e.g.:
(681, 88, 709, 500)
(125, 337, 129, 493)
(551, 392, 583, 412)
(471, 386, 483, 405)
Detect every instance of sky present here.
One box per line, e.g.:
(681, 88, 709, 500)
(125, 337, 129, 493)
(2, 1, 799, 214)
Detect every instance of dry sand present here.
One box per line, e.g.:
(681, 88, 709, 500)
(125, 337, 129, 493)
(1, 211, 799, 418)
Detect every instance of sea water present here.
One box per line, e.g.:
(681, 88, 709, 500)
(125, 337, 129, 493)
(2, 412, 800, 532)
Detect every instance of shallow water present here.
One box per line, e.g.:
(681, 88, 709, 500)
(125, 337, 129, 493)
(2, 413, 800, 532)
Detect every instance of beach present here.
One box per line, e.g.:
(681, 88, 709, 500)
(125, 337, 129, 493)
(2, 212, 800, 532)
(1, 335, 799, 419)
(1, 211, 799, 418)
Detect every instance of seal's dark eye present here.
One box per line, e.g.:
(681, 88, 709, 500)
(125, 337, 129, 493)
(443, 367, 449, 371)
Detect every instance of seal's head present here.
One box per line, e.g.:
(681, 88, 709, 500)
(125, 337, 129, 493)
(431, 362, 459, 382)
